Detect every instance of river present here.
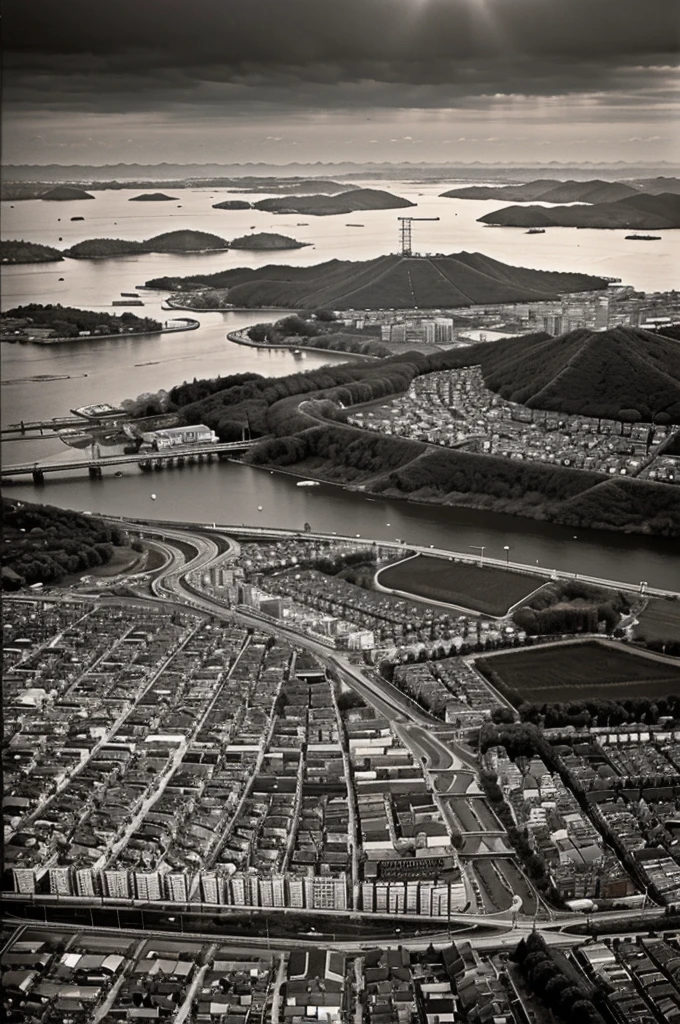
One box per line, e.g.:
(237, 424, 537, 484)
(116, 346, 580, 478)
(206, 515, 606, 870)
(2, 181, 679, 590)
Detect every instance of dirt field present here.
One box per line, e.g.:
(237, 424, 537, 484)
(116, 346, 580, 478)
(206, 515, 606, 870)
(476, 640, 680, 702)
(376, 554, 544, 617)
(634, 600, 680, 643)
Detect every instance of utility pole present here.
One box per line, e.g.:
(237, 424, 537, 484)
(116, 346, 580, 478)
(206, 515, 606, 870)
(397, 216, 440, 256)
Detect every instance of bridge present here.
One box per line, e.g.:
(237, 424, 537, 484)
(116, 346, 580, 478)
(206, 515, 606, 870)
(1, 440, 258, 483)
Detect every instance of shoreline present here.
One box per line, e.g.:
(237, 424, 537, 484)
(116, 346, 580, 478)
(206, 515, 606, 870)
(226, 328, 376, 359)
(240, 458, 679, 541)
(6, 318, 200, 347)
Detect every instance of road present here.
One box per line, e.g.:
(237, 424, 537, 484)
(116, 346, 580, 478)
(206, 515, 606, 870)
(27, 515, 670, 949)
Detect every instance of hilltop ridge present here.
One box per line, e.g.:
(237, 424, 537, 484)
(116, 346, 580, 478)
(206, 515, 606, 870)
(146, 252, 607, 309)
(475, 325, 680, 422)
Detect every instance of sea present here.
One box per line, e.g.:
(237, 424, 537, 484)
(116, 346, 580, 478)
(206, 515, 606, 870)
(2, 180, 679, 589)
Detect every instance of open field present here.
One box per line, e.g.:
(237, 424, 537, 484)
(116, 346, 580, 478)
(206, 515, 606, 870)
(476, 640, 680, 702)
(376, 554, 544, 617)
(634, 600, 680, 643)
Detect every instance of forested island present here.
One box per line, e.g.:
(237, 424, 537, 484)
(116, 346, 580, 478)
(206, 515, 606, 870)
(64, 230, 230, 259)
(229, 232, 310, 250)
(40, 185, 95, 201)
(479, 192, 680, 229)
(442, 178, 647, 204)
(1, 498, 127, 590)
(251, 188, 415, 216)
(2, 303, 162, 341)
(129, 192, 177, 201)
(212, 199, 252, 209)
(1, 239, 64, 264)
(134, 332, 680, 537)
(146, 251, 608, 309)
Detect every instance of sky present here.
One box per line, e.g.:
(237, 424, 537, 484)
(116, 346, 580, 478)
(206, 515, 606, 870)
(3, 0, 678, 166)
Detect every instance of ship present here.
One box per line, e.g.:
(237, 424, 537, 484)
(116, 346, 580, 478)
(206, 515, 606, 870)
(112, 299, 144, 306)
(120, 292, 140, 297)
(526, 227, 546, 234)
(625, 234, 661, 241)
(346, 223, 365, 227)
(296, 480, 320, 487)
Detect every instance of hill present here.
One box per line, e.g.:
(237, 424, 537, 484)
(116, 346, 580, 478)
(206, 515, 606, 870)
(1, 497, 126, 590)
(1, 239, 64, 264)
(229, 232, 310, 250)
(475, 326, 680, 422)
(479, 193, 680, 228)
(65, 230, 230, 259)
(442, 179, 640, 204)
(40, 186, 94, 201)
(213, 199, 252, 209)
(253, 188, 415, 216)
(146, 252, 607, 310)
(129, 192, 177, 201)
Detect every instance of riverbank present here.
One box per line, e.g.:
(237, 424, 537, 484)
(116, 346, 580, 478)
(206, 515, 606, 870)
(10, 318, 200, 346)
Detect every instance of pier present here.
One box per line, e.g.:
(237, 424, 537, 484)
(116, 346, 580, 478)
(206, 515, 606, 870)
(1, 440, 259, 483)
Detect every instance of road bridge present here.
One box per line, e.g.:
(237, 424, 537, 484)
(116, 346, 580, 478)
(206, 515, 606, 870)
(1, 440, 258, 482)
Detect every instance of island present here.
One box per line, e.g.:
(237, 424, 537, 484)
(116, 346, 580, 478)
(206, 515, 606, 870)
(252, 188, 416, 216)
(1, 303, 163, 343)
(212, 199, 253, 209)
(441, 178, 642, 204)
(1, 239, 64, 264)
(40, 185, 95, 201)
(64, 229, 230, 259)
(441, 176, 680, 203)
(146, 251, 608, 310)
(128, 192, 177, 201)
(228, 232, 310, 250)
(479, 192, 680, 229)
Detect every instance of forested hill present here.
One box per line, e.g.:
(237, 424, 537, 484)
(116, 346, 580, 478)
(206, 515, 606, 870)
(469, 325, 680, 423)
(146, 252, 607, 310)
(1, 498, 127, 590)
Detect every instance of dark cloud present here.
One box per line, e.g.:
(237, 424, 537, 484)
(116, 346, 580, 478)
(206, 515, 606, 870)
(3, 0, 678, 115)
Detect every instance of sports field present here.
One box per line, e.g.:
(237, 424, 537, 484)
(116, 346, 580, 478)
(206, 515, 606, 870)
(376, 554, 544, 617)
(634, 600, 680, 643)
(476, 640, 680, 702)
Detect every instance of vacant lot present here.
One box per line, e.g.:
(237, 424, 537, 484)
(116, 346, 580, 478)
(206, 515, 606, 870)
(376, 554, 544, 616)
(634, 600, 680, 643)
(476, 640, 680, 702)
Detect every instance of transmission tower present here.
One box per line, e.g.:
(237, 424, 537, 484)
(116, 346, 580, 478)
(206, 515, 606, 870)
(397, 216, 440, 256)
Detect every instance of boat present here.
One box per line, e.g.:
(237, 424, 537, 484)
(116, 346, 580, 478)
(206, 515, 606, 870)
(526, 227, 546, 234)
(625, 234, 661, 241)
(71, 216, 84, 221)
(296, 480, 320, 487)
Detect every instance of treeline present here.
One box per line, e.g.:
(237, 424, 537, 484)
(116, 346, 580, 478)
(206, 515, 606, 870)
(4, 303, 161, 337)
(2, 498, 126, 589)
(247, 314, 393, 357)
(493, 694, 680, 728)
(479, 769, 565, 907)
(177, 355, 430, 443)
(512, 580, 630, 636)
(512, 932, 606, 1024)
